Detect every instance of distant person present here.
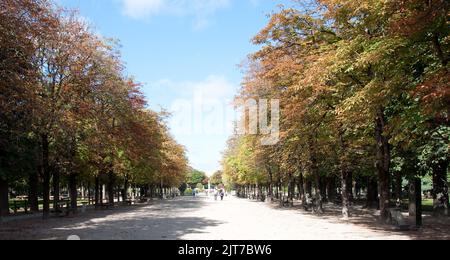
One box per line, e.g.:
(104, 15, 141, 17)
(192, 190, 196, 197)
(214, 190, 218, 201)
(220, 190, 225, 201)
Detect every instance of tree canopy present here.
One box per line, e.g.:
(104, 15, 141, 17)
(222, 0, 449, 221)
(0, 0, 188, 217)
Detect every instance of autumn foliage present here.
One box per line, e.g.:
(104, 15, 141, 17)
(223, 0, 449, 220)
(0, 0, 188, 217)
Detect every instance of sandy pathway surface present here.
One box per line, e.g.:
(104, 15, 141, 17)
(0, 196, 448, 240)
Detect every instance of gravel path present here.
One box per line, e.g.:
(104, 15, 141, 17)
(0, 196, 448, 240)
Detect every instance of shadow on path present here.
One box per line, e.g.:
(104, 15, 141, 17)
(0, 197, 223, 240)
(250, 199, 450, 240)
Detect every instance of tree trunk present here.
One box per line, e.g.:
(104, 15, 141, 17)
(432, 159, 449, 216)
(87, 182, 92, 205)
(267, 167, 273, 201)
(52, 170, 60, 212)
(274, 181, 279, 199)
(341, 170, 351, 219)
(409, 178, 422, 227)
(338, 125, 352, 216)
(41, 134, 50, 219)
(107, 169, 115, 206)
(346, 171, 353, 204)
(326, 177, 336, 203)
(28, 169, 39, 212)
(313, 172, 323, 213)
(94, 176, 100, 206)
(0, 177, 9, 217)
(320, 177, 327, 202)
(69, 173, 77, 213)
(298, 172, 306, 205)
(122, 177, 129, 202)
(100, 184, 104, 205)
(375, 107, 391, 222)
(366, 176, 379, 209)
(288, 174, 294, 202)
(305, 180, 312, 197)
(309, 135, 323, 214)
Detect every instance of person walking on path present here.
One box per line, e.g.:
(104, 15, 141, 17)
(214, 189, 218, 201)
(220, 190, 225, 201)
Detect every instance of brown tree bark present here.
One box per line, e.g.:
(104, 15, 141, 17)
(375, 107, 391, 222)
(288, 174, 295, 202)
(107, 169, 115, 205)
(432, 159, 449, 216)
(122, 176, 129, 202)
(366, 176, 379, 209)
(341, 170, 351, 219)
(312, 167, 323, 213)
(409, 178, 422, 227)
(69, 173, 77, 213)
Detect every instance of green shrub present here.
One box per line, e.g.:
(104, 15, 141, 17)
(184, 188, 193, 196)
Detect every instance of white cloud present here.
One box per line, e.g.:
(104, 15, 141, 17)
(122, 0, 164, 19)
(152, 75, 236, 101)
(121, 0, 231, 28)
(150, 75, 237, 136)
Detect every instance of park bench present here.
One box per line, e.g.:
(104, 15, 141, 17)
(389, 208, 410, 231)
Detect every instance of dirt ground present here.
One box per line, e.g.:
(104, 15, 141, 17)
(0, 196, 449, 240)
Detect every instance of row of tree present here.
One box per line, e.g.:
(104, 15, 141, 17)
(222, 0, 449, 222)
(0, 0, 188, 218)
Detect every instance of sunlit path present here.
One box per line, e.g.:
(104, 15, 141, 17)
(2, 196, 448, 240)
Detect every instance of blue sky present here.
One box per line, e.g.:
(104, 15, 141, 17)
(58, 0, 293, 175)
